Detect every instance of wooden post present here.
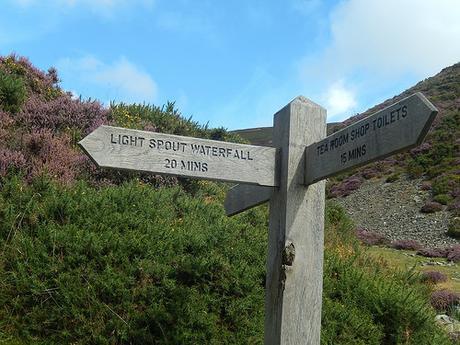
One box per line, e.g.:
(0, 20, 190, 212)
(265, 96, 326, 345)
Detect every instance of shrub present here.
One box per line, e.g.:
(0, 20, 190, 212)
(386, 172, 401, 183)
(447, 217, 460, 239)
(329, 176, 363, 198)
(434, 193, 453, 205)
(420, 271, 448, 284)
(407, 159, 425, 178)
(447, 199, 460, 216)
(0, 178, 266, 344)
(420, 181, 432, 191)
(0, 69, 26, 113)
(23, 129, 84, 184)
(355, 228, 389, 246)
(420, 201, 443, 213)
(391, 239, 423, 251)
(0, 148, 26, 176)
(324, 201, 357, 250)
(432, 174, 460, 197)
(417, 247, 449, 258)
(362, 167, 379, 179)
(109, 102, 244, 144)
(321, 297, 383, 345)
(0, 54, 61, 100)
(410, 142, 432, 156)
(431, 290, 460, 311)
(404, 110, 459, 186)
(446, 245, 460, 262)
(18, 94, 108, 135)
(323, 252, 452, 345)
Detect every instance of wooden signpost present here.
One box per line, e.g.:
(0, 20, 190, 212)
(225, 92, 438, 216)
(80, 92, 438, 345)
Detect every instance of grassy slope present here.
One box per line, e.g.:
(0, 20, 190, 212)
(367, 247, 460, 293)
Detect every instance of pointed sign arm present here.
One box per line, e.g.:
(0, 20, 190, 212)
(305, 92, 438, 185)
(79, 125, 279, 186)
(224, 184, 273, 216)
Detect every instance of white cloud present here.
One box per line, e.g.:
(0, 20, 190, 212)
(298, 0, 460, 121)
(58, 55, 158, 104)
(324, 0, 460, 77)
(323, 80, 356, 120)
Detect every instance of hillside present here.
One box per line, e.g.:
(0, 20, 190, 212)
(334, 63, 460, 248)
(0, 55, 459, 344)
(235, 63, 460, 248)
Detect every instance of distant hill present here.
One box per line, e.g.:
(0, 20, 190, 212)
(232, 123, 340, 147)
(232, 126, 273, 146)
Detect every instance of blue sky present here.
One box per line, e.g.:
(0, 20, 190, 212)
(1, 0, 459, 130)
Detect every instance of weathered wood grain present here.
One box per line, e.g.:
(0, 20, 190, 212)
(265, 96, 326, 345)
(224, 184, 272, 216)
(79, 125, 278, 186)
(305, 92, 438, 185)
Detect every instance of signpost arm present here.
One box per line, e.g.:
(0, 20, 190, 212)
(224, 184, 273, 216)
(265, 97, 326, 345)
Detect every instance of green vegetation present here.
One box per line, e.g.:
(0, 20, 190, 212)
(0, 178, 454, 344)
(0, 69, 26, 113)
(366, 247, 460, 294)
(0, 176, 266, 344)
(448, 218, 460, 239)
(434, 194, 454, 205)
(385, 172, 401, 183)
(407, 109, 460, 183)
(110, 102, 244, 143)
(0, 55, 458, 344)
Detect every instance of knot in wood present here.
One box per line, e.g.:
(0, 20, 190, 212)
(282, 242, 295, 266)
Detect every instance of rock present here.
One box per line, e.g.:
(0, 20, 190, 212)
(435, 314, 460, 335)
(435, 314, 455, 324)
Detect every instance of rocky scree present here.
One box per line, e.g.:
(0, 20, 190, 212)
(336, 177, 459, 248)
